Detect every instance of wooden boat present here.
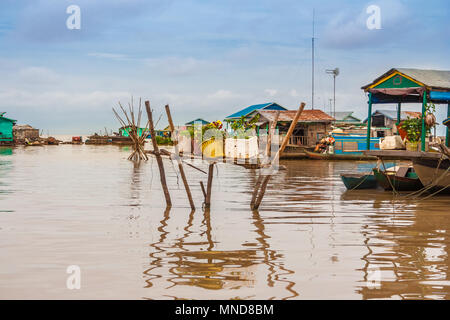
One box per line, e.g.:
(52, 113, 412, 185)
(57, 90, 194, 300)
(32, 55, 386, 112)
(340, 173, 378, 190)
(305, 150, 377, 161)
(411, 157, 450, 193)
(365, 150, 450, 194)
(372, 167, 423, 191)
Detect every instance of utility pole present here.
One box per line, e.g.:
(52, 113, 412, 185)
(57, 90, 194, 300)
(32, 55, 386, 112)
(326, 68, 339, 118)
(311, 9, 315, 110)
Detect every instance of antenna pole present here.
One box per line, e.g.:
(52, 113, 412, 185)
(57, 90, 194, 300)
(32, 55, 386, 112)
(312, 9, 315, 110)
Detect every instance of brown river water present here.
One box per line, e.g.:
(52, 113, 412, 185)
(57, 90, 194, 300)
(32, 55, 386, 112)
(1, 144, 449, 300)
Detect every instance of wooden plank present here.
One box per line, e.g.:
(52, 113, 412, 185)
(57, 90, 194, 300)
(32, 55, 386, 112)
(364, 150, 442, 159)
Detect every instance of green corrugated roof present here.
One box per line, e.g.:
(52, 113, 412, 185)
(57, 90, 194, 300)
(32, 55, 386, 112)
(0, 113, 17, 123)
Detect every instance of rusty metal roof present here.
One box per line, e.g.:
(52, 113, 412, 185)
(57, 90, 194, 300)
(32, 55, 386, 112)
(256, 109, 335, 123)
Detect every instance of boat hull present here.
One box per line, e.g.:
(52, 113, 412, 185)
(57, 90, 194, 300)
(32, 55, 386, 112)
(412, 158, 450, 193)
(372, 168, 423, 191)
(340, 174, 378, 190)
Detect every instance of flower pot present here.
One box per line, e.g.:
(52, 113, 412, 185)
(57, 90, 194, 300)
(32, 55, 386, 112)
(406, 141, 418, 151)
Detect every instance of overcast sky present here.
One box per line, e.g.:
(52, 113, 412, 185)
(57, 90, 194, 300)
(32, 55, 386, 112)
(0, 0, 449, 135)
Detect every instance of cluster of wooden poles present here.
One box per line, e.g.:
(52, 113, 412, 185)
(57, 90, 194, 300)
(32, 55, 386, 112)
(116, 99, 305, 211)
(145, 100, 214, 211)
(113, 98, 149, 161)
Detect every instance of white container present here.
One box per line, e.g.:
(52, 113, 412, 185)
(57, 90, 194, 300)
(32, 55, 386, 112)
(379, 135, 405, 150)
(225, 136, 259, 159)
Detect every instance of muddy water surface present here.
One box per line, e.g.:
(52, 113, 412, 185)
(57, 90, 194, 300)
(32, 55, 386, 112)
(0, 145, 449, 299)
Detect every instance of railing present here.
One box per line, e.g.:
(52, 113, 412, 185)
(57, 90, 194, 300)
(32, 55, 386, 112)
(289, 135, 308, 146)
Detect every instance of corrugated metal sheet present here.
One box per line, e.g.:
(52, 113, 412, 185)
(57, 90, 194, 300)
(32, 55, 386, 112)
(257, 110, 335, 123)
(396, 68, 450, 89)
(225, 102, 287, 120)
(362, 68, 450, 90)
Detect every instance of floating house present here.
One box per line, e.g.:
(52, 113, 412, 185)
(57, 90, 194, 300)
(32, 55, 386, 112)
(333, 111, 361, 124)
(362, 109, 421, 137)
(224, 102, 287, 123)
(119, 126, 148, 137)
(362, 68, 450, 150)
(0, 112, 17, 144)
(251, 109, 335, 147)
(13, 124, 40, 142)
(185, 119, 210, 127)
(155, 126, 171, 138)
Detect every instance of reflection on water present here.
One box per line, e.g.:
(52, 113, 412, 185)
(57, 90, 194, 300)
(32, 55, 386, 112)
(143, 207, 298, 300)
(0, 145, 449, 299)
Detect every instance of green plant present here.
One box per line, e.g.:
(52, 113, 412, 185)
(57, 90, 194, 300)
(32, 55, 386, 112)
(155, 135, 173, 145)
(400, 117, 422, 142)
(229, 114, 260, 138)
(400, 102, 435, 143)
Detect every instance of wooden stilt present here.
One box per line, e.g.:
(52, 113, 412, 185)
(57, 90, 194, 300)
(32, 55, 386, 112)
(252, 103, 305, 210)
(254, 174, 271, 209)
(145, 100, 172, 208)
(265, 110, 280, 161)
(250, 111, 280, 209)
(205, 162, 215, 208)
(199, 181, 207, 200)
(165, 104, 195, 210)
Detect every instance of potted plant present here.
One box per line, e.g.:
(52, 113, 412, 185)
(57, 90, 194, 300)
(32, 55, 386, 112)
(399, 102, 436, 151)
(400, 117, 421, 151)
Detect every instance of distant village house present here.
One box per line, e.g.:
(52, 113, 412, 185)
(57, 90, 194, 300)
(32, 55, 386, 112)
(363, 109, 421, 137)
(251, 109, 335, 147)
(13, 124, 40, 142)
(0, 112, 17, 145)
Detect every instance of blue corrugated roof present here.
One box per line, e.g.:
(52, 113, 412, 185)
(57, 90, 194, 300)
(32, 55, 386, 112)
(225, 102, 287, 120)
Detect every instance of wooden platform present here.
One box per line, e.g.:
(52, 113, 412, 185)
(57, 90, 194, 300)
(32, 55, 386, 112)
(364, 150, 443, 160)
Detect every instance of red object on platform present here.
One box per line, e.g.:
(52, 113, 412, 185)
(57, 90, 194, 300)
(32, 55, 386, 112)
(397, 122, 407, 140)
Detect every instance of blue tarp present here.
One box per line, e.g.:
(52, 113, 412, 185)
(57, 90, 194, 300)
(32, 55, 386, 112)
(430, 91, 450, 101)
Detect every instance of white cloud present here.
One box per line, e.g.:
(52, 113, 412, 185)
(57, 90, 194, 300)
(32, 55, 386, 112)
(289, 89, 299, 97)
(264, 89, 277, 97)
(88, 52, 128, 60)
(0, 89, 131, 109)
(16, 66, 61, 84)
(144, 56, 211, 76)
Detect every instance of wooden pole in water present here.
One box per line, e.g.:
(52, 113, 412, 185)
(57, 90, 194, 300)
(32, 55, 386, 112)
(165, 104, 195, 210)
(253, 103, 305, 210)
(265, 110, 280, 160)
(145, 100, 172, 208)
(205, 162, 215, 208)
(251, 111, 280, 208)
(199, 181, 207, 201)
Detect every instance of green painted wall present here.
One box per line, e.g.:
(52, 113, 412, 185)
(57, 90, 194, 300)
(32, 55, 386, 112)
(119, 127, 147, 137)
(375, 74, 421, 89)
(0, 117, 15, 141)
